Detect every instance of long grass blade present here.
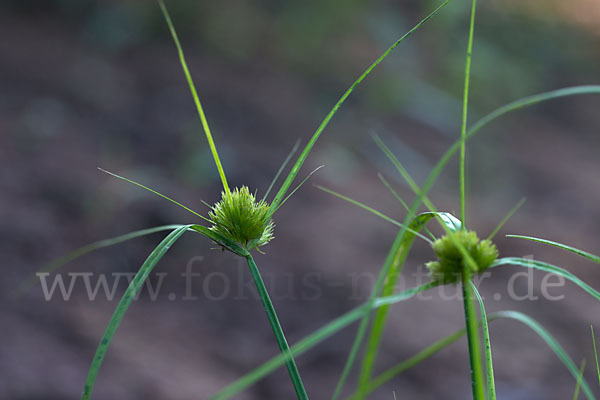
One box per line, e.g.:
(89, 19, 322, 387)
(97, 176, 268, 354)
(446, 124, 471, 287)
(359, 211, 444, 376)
(267, 0, 450, 219)
(15, 224, 184, 296)
(207, 281, 438, 400)
(471, 282, 496, 400)
(98, 168, 210, 222)
(158, 0, 230, 194)
(82, 225, 191, 400)
(491, 257, 600, 301)
(460, 0, 478, 229)
(506, 235, 600, 264)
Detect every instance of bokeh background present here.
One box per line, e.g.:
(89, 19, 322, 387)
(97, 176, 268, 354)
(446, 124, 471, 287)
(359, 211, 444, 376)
(2, 0, 600, 399)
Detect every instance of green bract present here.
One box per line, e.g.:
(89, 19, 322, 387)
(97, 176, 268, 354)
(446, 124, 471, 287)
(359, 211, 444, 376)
(426, 230, 498, 284)
(208, 186, 274, 249)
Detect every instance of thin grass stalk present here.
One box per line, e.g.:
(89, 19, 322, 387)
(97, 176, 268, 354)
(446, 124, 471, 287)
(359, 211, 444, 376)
(460, 0, 477, 227)
(461, 268, 485, 400)
(245, 254, 308, 399)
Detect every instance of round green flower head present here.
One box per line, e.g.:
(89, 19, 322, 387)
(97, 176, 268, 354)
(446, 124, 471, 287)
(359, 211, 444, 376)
(208, 186, 274, 250)
(426, 230, 498, 284)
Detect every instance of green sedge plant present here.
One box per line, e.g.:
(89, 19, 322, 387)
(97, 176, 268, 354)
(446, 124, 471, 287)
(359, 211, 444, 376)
(313, 1, 600, 399)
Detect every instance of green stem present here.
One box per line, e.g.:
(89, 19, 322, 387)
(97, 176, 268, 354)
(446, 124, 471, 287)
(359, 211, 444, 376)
(460, 0, 477, 227)
(245, 254, 308, 399)
(462, 267, 485, 400)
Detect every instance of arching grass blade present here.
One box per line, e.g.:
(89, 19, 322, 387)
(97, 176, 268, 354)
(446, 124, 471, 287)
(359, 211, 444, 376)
(82, 225, 192, 400)
(16, 224, 184, 296)
(506, 235, 600, 264)
(491, 257, 600, 301)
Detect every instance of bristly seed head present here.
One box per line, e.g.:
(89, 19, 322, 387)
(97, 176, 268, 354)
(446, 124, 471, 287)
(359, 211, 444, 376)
(208, 186, 274, 250)
(426, 230, 498, 284)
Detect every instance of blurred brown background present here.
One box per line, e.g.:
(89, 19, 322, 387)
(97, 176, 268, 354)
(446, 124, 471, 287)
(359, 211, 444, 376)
(1, 0, 599, 399)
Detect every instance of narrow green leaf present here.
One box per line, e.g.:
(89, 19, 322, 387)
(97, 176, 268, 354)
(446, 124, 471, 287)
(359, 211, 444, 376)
(491, 257, 600, 301)
(82, 225, 191, 400)
(267, 0, 450, 219)
(98, 168, 210, 222)
(506, 235, 600, 264)
(207, 281, 438, 400)
(591, 326, 600, 387)
(574, 359, 586, 400)
(158, 0, 230, 195)
(246, 254, 307, 399)
(486, 198, 526, 240)
(470, 281, 496, 400)
(15, 224, 184, 296)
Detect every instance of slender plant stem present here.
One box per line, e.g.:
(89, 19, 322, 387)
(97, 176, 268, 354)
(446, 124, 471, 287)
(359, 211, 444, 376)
(158, 0, 230, 196)
(460, 0, 477, 227)
(245, 255, 308, 399)
(462, 267, 485, 400)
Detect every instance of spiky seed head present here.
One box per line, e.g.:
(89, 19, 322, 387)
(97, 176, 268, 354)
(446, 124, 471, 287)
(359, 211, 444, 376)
(425, 230, 498, 284)
(208, 186, 274, 249)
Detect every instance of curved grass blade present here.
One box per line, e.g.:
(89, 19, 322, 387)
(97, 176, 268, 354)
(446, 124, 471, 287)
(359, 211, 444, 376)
(82, 225, 192, 400)
(356, 311, 595, 399)
(491, 257, 600, 301)
(246, 255, 307, 399)
(15, 224, 184, 296)
(158, 0, 230, 195)
(267, 0, 450, 219)
(207, 281, 439, 400)
(506, 235, 600, 264)
(493, 311, 595, 400)
(470, 282, 496, 400)
(98, 168, 210, 222)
